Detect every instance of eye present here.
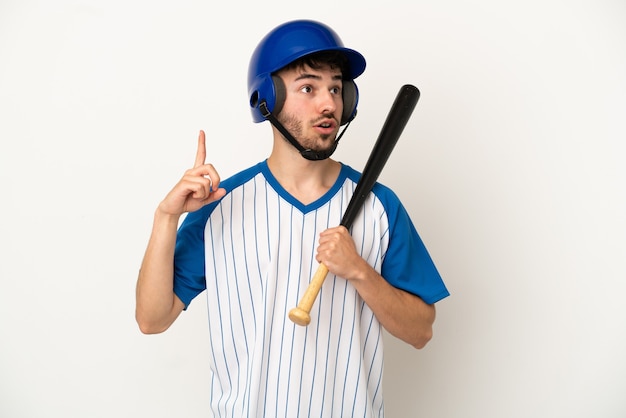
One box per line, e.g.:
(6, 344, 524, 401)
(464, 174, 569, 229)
(330, 86, 341, 95)
(300, 85, 313, 94)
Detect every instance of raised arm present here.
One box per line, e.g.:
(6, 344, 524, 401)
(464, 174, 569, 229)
(135, 131, 226, 334)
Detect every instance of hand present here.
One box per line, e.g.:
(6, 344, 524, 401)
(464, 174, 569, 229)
(316, 226, 369, 281)
(158, 130, 227, 216)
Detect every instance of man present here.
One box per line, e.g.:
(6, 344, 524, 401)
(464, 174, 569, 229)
(136, 19, 449, 417)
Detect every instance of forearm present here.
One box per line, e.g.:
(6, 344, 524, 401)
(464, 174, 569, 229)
(348, 260, 436, 349)
(316, 226, 437, 348)
(135, 209, 184, 334)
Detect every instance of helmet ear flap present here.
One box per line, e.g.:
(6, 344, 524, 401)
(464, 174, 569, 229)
(270, 75, 286, 117)
(341, 80, 358, 125)
(249, 74, 280, 122)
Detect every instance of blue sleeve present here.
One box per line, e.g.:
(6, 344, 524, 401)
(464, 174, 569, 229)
(173, 204, 214, 309)
(377, 186, 450, 304)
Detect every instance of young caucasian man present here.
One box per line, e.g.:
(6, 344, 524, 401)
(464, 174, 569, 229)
(136, 19, 449, 417)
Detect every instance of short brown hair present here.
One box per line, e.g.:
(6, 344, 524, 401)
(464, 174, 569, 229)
(277, 50, 350, 79)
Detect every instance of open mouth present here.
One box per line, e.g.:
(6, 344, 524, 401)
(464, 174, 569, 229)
(315, 118, 337, 131)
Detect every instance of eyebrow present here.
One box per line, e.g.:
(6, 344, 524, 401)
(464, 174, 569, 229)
(294, 72, 343, 82)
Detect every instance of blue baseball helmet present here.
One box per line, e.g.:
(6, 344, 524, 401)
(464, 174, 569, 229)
(247, 20, 366, 125)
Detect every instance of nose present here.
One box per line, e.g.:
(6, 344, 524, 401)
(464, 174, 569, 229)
(319, 89, 338, 115)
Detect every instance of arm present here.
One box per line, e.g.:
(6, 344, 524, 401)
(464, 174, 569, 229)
(135, 210, 185, 334)
(135, 131, 226, 334)
(316, 226, 436, 349)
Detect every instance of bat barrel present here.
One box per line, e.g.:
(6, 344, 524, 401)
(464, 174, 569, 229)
(340, 84, 420, 229)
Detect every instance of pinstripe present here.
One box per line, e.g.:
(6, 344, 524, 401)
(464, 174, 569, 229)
(207, 211, 231, 415)
(355, 316, 368, 418)
(341, 292, 358, 417)
(272, 205, 292, 417)
(303, 208, 321, 417)
(224, 200, 240, 417)
(237, 181, 253, 414)
(261, 189, 280, 418)
(336, 183, 352, 417)
(244, 176, 262, 417)
(294, 213, 309, 415)
(206, 218, 224, 414)
(320, 189, 343, 417)
(230, 185, 252, 417)
(219, 202, 237, 415)
(283, 209, 303, 416)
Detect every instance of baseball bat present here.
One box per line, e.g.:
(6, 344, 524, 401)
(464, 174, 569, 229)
(288, 84, 421, 326)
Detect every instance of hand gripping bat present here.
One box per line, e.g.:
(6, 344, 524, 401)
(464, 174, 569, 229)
(288, 84, 421, 326)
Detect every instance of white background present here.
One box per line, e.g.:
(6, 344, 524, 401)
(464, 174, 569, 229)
(1, 1, 625, 417)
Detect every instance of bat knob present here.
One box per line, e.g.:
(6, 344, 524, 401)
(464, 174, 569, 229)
(288, 308, 311, 326)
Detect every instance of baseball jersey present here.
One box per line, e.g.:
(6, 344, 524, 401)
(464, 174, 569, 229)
(173, 160, 449, 417)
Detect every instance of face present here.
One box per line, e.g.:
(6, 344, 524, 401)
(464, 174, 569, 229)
(275, 63, 344, 154)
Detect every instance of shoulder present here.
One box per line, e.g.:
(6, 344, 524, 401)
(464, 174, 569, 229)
(341, 163, 402, 208)
(219, 161, 266, 193)
(180, 161, 266, 227)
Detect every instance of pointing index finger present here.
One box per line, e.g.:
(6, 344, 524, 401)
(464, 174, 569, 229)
(194, 130, 206, 168)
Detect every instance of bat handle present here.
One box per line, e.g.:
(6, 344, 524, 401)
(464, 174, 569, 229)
(288, 263, 330, 326)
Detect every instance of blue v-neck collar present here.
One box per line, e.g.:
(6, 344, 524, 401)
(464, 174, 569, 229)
(259, 160, 348, 214)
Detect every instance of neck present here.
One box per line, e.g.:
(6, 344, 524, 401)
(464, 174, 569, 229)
(267, 141, 342, 205)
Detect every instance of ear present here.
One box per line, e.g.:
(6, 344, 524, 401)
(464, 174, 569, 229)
(341, 80, 358, 125)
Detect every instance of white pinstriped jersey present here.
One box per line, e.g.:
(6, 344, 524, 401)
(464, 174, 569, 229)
(174, 161, 449, 417)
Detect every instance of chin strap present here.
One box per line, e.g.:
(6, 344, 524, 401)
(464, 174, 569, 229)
(260, 102, 350, 161)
